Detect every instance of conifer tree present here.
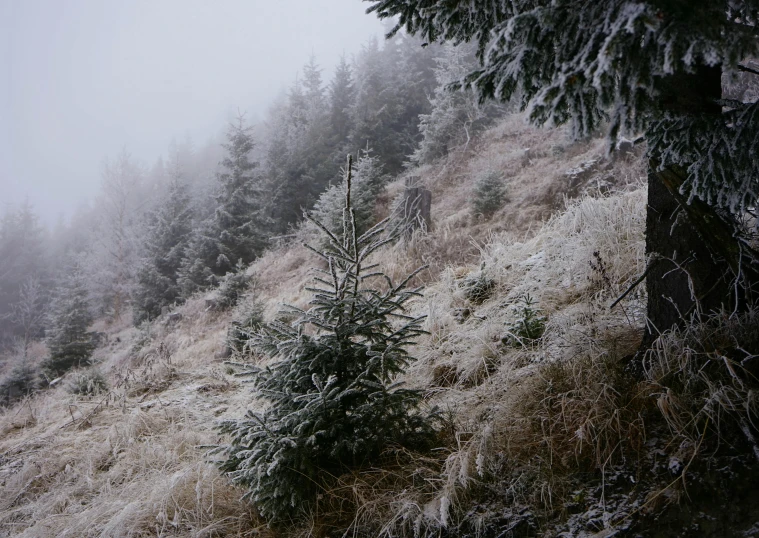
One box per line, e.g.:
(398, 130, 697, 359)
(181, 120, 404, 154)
(412, 43, 503, 164)
(349, 36, 438, 174)
(471, 171, 507, 219)
(302, 55, 326, 124)
(86, 150, 145, 321)
(176, 226, 219, 297)
(178, 114, 270, 295)
(310, 146, 387, 246)
(265, 58, 336, 231)
(214, 114, 271, 272)
(364, 0, 759, 345)
(215, 157, 435, 523)
(132, 164, 193, 324)
(328, 55, 356, 146)
(9, 277, 46, 357)
(0, 202, 49, 345)
(44, 263, 94, 377)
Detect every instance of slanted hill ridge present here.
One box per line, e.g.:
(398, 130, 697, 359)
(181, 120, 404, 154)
(3, 116, 757, 537)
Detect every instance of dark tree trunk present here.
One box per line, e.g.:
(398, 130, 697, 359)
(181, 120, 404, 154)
(642, 65, 755, 349)
(643, 168, 733, 341)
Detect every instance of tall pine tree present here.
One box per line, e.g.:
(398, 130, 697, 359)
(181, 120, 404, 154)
(364, 0, 759, 347)
(132, 161, 193, 324)
(265, 58, 335, 232)
(349, 34, 437, 174)
(329, 55, 356, 148)
(44, 263, 94, 377)
(178, 114, 270, 296)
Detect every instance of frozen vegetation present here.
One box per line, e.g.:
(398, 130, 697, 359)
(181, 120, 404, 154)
(2, 2, 759, 536)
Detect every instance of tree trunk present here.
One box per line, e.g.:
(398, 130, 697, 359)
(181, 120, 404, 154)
(642, 64, 756, 349)
(400, 176, 432, 238)
(643, 169, 733, 340)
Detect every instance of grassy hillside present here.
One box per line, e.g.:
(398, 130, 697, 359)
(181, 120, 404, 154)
(2, 116, 757, 537)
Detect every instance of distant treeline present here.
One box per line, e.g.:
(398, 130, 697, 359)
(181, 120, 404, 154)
(0, 35, 504, 397)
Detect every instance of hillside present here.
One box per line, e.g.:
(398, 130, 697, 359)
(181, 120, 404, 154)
(2, 115, 758, 537)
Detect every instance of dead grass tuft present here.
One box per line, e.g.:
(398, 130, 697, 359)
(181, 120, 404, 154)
(643, 307, 759, 460)
(291, 447, 448, 538)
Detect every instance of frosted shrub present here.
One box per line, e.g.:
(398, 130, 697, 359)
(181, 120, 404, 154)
(66, 367, 108, 396)
(0, 363, 40, 407)
(214, 158, 436, 523)
(460, 271, 495, 304)
(226, 294, 265, 355)
(213, 261, 250, 311)
(471, 171, 507, 219)
(503, 295, 546, 347)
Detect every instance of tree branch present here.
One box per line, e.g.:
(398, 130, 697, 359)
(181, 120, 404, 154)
(737, 64, 759, 77)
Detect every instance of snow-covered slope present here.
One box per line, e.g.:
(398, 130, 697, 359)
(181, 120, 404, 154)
(3, 116, 756, 537)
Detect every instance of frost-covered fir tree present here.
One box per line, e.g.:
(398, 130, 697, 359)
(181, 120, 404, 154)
(365, 0, 759, 345)
(215, 157, 435, 523)
(329, 55, 355, 146)
(349, 34, 438, 174)
(471, 171, 507, 219)
(265, 58, 336, 232)
(44, 263, 94, 377)
(302, 55, 327, 125)
(309, 146, 387, 247)
(412, 43, 503, 164)
(178, 114, 270, 295)
(214, 114, 271, 272)
(0, 202, 49, 345)
(176, 226, 219, 298)
(85, 150, 145, 321)
(132, 163, 193, 324)
(9, 277, 46, 357)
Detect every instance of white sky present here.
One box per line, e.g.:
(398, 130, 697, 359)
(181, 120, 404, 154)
(0, 0, 385, 223)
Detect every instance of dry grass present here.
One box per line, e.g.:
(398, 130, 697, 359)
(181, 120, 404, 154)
(0, 293, 267, 537)
(643, 307, 759, 459)
(4, 113, 749, 537)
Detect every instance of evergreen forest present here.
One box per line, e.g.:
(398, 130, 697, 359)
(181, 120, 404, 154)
(2, 2, 759, 536)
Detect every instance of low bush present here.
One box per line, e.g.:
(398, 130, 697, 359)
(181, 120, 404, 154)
(66, 367, 109, 396)
(460, 271, 496, 304)
(0, 363, 40, 407)
(470, 171, 507, 219)
(502, 294, 546, 347)
(214, 262, 251, 311)
(226, 294, 265, 355)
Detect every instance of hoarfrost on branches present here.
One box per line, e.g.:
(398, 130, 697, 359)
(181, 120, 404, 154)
(367, 0, 759, 212)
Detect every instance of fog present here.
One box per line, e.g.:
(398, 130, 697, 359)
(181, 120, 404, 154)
(0, 0, 384, 224)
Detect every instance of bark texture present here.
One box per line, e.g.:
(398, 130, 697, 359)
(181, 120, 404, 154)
(643, 64, 757, 346)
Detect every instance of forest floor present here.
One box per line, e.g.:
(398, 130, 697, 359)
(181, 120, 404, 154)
(1, 115, 758, 537)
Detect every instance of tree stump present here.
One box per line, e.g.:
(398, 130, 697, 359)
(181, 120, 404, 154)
(400, 176, 432, 237)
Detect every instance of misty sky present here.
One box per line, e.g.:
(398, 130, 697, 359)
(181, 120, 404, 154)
(0, 0, 385, 224)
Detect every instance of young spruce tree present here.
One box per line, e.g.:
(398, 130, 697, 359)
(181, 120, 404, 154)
(133, 168, 193, 324)
(215, 156, 435, 523)
(44, 263, 94, 377)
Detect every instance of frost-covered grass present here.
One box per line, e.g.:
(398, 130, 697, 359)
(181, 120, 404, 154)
(0, 295, 266, 537)
(5, 115, 755, 537)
